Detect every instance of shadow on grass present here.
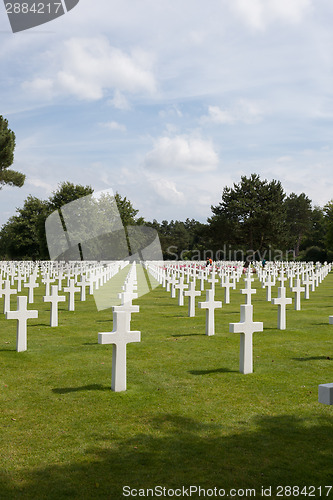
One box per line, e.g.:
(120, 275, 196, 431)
(172, 333, 203, 337)
(52, 384, 109, 394)
(293, 356, 331, 362)
(1, 414, 333, 499)
(189, 368, 238, 375)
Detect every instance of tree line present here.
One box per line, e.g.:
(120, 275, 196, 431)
(147, 174, 333, 263)
(1, 115, 332, 262)
(1, 174, 332, 263)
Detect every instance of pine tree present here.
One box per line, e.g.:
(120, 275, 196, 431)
(0, 115, 25, 189)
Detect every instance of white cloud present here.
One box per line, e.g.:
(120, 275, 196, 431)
(229, 0, 313, 30)
(276, 156, 293, 163)
(144, 134, 219, 172)
(159, 105, 183, 119)
(148, 176, 185, 204)
(22, 36, 156, 102)
(100, 121, 126, 132)
(202, 99, 264, 125)
(107, 90, 131, 110)
(27, 178, 55, 192)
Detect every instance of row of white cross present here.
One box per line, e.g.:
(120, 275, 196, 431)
(0, 260, 142, 392)
(0, 261, 125, 353)
(98, 263, 141, 392)
(1, 260, 332, 388)
(149, 261, 332, 374)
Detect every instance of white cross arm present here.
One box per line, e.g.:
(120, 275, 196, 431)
(198, 300, 222, 310)
(229, 321, 263, 335)
(98, 330, 141, 345)
(184, 289, 201, 297)
(272, 297, 292, 305)
(6, 308, 38, 321)
(43, 295, 66, 303)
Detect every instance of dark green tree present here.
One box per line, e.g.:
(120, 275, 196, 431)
(48, 181, 93, 210)
(284, 192, 312, 257)
(0, 185, 146, 260)
(324, 200, 333, 251)
(146, 218, 207, 260)
(209, 173, 286, 253)
(0, 115, 25, 189)
(114, 192, 145, 226)
(0, 196, 48, 259)
(300, 206, 326, 255)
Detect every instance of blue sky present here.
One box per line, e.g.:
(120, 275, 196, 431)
(1, 0, 333, 228)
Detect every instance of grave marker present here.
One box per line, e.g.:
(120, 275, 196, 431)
(63, 279, 80, 311)
(175, 276, 188, 306)
(43, 285, 66, 327)
(1, 280, 17, 313)
(272, 285, 292, 330)
(184, 281, 201, 317)
(222, 276, 233, 304)
(98, 310, 141, 392)
(291, 278, 305, 311)
(198, 288, 222, 336)
(24, 275, 39, 303)
(241, 273, 256, 305)
(6, 296, 38, 352)
(229, 304, 263, 374)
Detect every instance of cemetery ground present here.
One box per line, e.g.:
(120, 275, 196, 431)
(1, 268, 333, 499)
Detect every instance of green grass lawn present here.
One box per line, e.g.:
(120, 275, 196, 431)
(1, 267, 333, 499)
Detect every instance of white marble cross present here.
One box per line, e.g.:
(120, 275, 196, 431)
(63, 279, 80, 311)
(42, 273, 55, 297)
(14, 272, 24, 293)
(113, 291, 140, 330)
(165, 272, 171, 292)
(198, 270, 205, 291)
(291, 278, 305, 311)
(24, 275, 39, 303)
(169, 274, 178, 299)
(1, 279, 17, 313)
(76, 275, 89, 301)
(277, 272, 288, 287)
(57, 270, 64, 291)
(272, 285, 292, 330)
(6, 296, 38, 352)
(98, 310, 141, 392)
(43, 285, 66, 327)
(198, 288, 222, 336)
(207, 267, 218, 291)
(175, 276, 188, 306)
(222, 276, 233, 304)
(264, 274, 274, 302)
(184, 281, 201, 317)
(240, 274, 256, 305)
(229, 304, 263, 374)
(302, 274, 313, 300)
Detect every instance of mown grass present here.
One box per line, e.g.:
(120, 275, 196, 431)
(0, 267, 333, 499)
